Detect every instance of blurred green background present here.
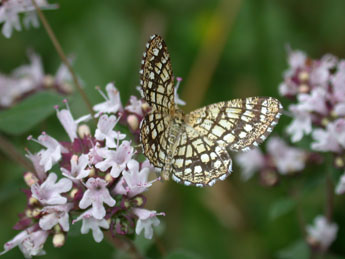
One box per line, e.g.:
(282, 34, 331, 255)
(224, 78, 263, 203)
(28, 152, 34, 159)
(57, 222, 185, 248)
(1, 0, 345, 258)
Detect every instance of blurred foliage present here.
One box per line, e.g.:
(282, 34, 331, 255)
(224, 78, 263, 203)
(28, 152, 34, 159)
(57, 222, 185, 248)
(1, 0, 345, 258)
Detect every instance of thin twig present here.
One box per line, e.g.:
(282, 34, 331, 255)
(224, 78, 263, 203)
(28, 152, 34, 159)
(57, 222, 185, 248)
(31, 0, 95, 118)
(105, 231, 143, 259)
(0, 134, 34, 172)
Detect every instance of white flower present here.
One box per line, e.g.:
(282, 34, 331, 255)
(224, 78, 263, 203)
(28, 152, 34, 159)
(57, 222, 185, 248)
(125, 96, 143, 116)
(133, 208, 164, 239)
(31, 173, 72, 205)
(96, 140, 133, 178)
(0, 0, 57, 38)
(310, 54, 337, 88)
(267, 137, 306, 175)
(29, 133, 67, 172)
(73, 209, 109, 243)
(61, 154, 91, 180)
(25, 150, 45, 181)
(56, 104, 91, 141)
(235, 149, 265, 180)
(39, 203, 73, 231)
(95, 114, 125, 148)
(297, 88, 329, 115)
(306, 215, 338, 251)
(311, 119, 345, 152)
(0, 226, 49, 258)
(93, 83, 122, 117)
(114, 160, 157, 197)
(286, 105, 312, 142)
(79, 178, 116, 219)
(331, 60, 345, 103)
(335, 173, 345, 195)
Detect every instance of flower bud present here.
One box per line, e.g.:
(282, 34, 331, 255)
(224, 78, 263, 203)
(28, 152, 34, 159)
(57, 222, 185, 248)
(89, 167, 96, 177)
(105, 173, 114, 184)
(53, 233, 65, 248)
(141, 102, 150, 112)
(298, 71, 309, 82)
(24, 172, 39, 187)
(42, 75, 54, 88)
(78, 124, 91, 138)
(127, 115, 139, 131)
(28, 197, 39, 206)
(70, 188, 79, 199)
(32, 208, 41, 218)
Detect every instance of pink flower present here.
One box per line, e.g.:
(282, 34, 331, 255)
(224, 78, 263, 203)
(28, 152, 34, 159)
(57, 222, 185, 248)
(56, 103, 91, 141)
(79, 178, 116, 219)
(114, 160, 158, 197)
(297, 88, 329, 115)
(125, 96, 143, 116)
(93, 83, 122, 117)
(235, 149, 265, 180)
(61, 154, 91, 180)
(133, 208, 164, 239)
(306, 216, 338, 251)
(31, 173, 72, 205)
(0, 226, 49, 258)
(39, 203, 73, 231)
(0, 0, 57, 38)
(310, 54, 337, 88)
(73, 209, 109, 243)
(267, 137, 306, 175)
(29, 133, 67, 172)
(96, 140, 134, 178)
(335, 173, 345, 195)
(311, 119, 345, 152)
(331, 60, 345, 102)
(25, 150, 45, 181)
(95, 114, 125, 148)
(286, 105, 312, 142)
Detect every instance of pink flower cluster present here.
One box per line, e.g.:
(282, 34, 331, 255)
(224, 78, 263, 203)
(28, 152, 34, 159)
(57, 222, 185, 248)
(1, 83, 164, 258)
(235, 137, 313, 185)
(0, 51, 72, 108)
(280, 48, 345, 195)
(0, 0, 57, 38)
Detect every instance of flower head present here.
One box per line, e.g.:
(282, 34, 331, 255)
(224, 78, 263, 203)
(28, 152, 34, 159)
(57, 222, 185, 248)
(93, 83, 122, 117)
(133, 208, 164, 239)
(95, 114, 125, 148)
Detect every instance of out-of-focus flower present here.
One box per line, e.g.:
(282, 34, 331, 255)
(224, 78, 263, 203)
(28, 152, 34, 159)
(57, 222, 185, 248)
(31, 173, 72, 205)
(79, 178, 116, 219)
(335, 173, 345, 195)
(0, 0, 58, 38)
(235, 149, 265, 180)
(0, 51, 73, 109)
(306, 215, 338, 251)
(267, 137, 307, 175)
(286, 105, 312, 143)
(133, 208, 165, 239)
(73, 209, 109, 243)
(125, 96, 143, 116)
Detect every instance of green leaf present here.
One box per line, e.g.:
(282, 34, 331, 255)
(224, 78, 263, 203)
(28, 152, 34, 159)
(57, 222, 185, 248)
(164, 249, 202, 259)
(0, 91, 63, 135)
(277, 239, 309, 259)
(269, 198, 296, 220)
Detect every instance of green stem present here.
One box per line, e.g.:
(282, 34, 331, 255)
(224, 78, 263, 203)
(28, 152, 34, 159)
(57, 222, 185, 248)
(0, 134, 34, 172)
(31, 0, 95, 119)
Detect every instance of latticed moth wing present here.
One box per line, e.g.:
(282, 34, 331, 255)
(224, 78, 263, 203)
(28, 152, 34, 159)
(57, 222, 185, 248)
(140, 35, 175, 112)
(171, 125, 232, 187)
(140, 111, 171, 169)
(185, 97, 283, 152)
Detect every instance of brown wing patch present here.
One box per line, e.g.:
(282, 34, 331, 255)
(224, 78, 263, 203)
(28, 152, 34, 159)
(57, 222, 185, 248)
(171, 125, 232, 187)
(185, 97, 282, 152)
(140, 35, 174, 112)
